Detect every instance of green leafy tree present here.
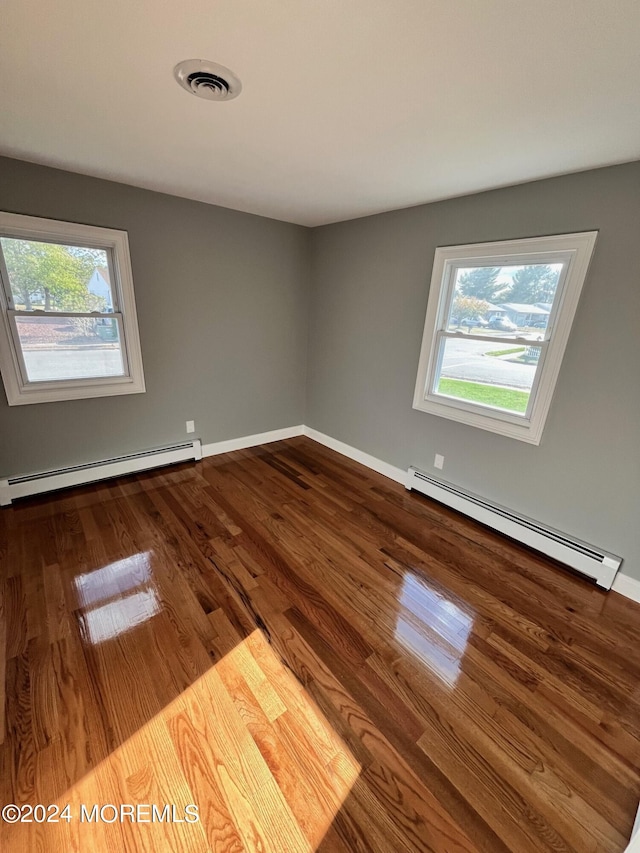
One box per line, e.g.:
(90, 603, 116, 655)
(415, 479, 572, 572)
(1, 238, 95, 311)
(451, 296, 491, 327)
(457, 267, 504, 301)
(1, 239, 40, 309)
(505, 265, 559, 304)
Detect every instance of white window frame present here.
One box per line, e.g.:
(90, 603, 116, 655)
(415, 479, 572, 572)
(413, 232, 598, 444)
(0, 212, 145, 405)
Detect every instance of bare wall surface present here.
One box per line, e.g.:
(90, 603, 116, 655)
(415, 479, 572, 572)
(1, 155, 638, 581)
(0, 157, 310, 476)
(307, 162, 640, 579)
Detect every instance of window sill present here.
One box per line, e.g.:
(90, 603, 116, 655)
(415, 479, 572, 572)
(4, 375, 146, 406)
(412, 396, 543, 444)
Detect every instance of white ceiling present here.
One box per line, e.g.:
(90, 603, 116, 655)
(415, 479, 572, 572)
(1, 0, 640, 226)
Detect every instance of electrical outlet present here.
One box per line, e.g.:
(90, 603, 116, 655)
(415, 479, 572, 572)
(186, 420, 195, 434)
(434, 453, 444, 470)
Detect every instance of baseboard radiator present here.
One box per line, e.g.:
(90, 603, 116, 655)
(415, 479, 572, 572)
(0, 439, 202, 506)
(406, 467, 622, 589)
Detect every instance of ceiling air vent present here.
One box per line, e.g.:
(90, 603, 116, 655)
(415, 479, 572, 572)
(174, 59, 242, 102)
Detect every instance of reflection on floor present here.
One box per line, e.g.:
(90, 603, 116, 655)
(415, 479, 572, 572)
(395, 573, 473, 687)
(1, 436, 640, 852)
(75, 552, 161, 644)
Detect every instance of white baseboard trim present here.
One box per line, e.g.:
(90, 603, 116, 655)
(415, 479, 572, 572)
(612, 571, 640, 604)
(0, 440, 202, 506)
(201, 425, 305, 458)
(301, 426, 638, 605)
(303, 427, 406, 485)
(4, 421, 637, 606)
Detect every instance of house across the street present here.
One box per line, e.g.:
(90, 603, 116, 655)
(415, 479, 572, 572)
(499, 302, 550, 327)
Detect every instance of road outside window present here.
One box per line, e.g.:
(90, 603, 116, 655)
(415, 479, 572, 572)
(413, 233, 597, 444)
(0, 212, 145, 405)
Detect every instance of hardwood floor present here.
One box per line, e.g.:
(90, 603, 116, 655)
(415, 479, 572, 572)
(1, 436, 639, 852)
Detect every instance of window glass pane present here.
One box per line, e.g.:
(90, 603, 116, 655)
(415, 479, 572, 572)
(434, 336, 541, 415)
(15, 316, 125, 382)
(1, 237, 114, 313)
(446, 263, 562, 339)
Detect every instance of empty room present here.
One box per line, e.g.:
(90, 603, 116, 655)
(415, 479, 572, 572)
(1, 2, 640, 851)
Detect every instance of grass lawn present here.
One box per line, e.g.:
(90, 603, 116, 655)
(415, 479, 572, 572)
(485, 346, 526, 357)
(437, 377, 529, 413)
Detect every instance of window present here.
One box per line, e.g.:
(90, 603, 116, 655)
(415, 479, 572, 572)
(413, 232, 597, 444)
(0, 212, 145, 405)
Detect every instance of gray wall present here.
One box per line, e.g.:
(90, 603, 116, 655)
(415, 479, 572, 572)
(2, 155, 639, 579)
(0, 157, 310, 475)
(307, 163, 640, 579)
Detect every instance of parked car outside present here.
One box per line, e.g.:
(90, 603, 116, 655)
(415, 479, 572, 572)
(460, 316, 489, 329)
(488, 316, 518, 332)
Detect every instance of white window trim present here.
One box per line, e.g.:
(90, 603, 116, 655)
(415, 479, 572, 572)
(413, 231, 598, 444)
(0, 212, 145, 405)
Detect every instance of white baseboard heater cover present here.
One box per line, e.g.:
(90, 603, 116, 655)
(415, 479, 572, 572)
(406, 467, 622, 589)
(0, 439, 202, 506)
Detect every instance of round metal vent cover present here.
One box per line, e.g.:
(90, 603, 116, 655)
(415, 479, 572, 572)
(174, 59, 242, 101)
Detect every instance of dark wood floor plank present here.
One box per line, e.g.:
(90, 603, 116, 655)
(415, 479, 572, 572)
(282, 606, 507, 852)
(1, 435, 638, 852)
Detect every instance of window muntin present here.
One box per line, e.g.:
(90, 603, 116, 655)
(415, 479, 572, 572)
(0, 213, 144, 405)
(413, 233, 597, 444)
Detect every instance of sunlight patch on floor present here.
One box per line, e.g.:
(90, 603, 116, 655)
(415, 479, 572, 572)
(4, 628, 360, 852)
